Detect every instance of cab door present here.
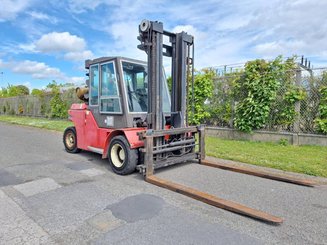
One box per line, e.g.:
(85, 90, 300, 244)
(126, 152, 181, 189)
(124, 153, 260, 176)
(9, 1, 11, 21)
(86, 64, 100, 147)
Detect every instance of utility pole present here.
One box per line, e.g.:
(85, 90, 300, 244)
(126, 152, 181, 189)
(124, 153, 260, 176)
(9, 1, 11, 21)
(299, 55, 313, 76)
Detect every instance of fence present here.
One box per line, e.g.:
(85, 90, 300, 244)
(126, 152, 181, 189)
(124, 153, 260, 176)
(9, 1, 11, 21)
(0, 66, 326, 136)
(204, 67, 327, 135)
(0, 89, 79, 118)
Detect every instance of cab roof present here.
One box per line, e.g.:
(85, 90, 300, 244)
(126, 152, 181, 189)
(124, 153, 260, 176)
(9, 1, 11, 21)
(85, 56, 146, 69)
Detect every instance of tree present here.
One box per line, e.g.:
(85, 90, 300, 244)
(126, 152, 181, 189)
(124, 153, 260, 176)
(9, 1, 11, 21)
(46, 80, 59, 90)
(7, 84, 19, 96)
(315, 71, 327, 134)
(206, 71, 242, 127)
(188, 69, 215, 125)
(31, 89, 44, 96)
(15, 85, 29, 95)
(47, 81, 68, 118)
(49, 92, 68, 118)
(0, 84, 29, 97)
(233, 56, 302, 132)
(0, 87, 8, 97)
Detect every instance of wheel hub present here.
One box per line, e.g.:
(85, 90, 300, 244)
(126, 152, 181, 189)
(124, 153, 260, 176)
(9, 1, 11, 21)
(65, 132, 75, 149)
(111, 144, 126, 168)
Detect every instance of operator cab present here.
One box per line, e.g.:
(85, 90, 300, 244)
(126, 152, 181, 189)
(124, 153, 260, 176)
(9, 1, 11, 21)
(85, 57, 170, 129)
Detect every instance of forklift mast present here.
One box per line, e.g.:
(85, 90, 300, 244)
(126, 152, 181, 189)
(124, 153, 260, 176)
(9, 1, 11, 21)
(137, 20, 204, 176)
(137, 20, 194, 130)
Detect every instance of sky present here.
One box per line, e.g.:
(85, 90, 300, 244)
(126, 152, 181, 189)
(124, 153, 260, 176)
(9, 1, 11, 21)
(0, 0, 326, 90)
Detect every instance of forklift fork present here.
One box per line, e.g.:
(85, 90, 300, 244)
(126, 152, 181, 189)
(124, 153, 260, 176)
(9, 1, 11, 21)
(139, 125, 285, 224)
(139, 125, 317, 224)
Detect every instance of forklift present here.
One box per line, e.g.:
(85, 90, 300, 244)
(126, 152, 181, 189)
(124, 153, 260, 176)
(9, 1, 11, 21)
(64, 20, 316, 224)
(64, 19, 202, 176)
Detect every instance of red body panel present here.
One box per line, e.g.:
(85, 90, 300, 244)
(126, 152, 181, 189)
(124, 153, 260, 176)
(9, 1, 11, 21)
(68, 103, 145, 158)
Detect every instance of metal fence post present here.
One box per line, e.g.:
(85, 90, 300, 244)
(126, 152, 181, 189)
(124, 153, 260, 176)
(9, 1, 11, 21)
(229, 98, 234, 128)
(292, 68, 302, 145)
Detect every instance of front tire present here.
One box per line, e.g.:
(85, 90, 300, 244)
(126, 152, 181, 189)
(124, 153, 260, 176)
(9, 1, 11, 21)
(63, 127, 81, 153)
(108, 135, 138, 175)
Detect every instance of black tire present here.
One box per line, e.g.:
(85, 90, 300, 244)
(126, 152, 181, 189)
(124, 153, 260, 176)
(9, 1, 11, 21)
(63, 127, 81, 153)
(108, 135, 138, 175)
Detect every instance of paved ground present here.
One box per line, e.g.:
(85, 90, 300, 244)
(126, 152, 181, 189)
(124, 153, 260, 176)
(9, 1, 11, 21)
(0, 122, 326, 245)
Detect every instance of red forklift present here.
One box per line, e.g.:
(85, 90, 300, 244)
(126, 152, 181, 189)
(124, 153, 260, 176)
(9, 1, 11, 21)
(64, 19, 202, 176)
(64, 20, 315, 224)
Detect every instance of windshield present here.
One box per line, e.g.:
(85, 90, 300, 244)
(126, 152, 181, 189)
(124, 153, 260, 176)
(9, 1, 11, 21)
(122, 61, 170, 113)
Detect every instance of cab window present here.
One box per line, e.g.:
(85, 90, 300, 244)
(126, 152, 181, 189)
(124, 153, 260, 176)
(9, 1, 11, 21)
(122, 61, 148, 112)
(90, 65, 99, 105)
(100, 62, 121, 113)
(122, 61, 171, 113)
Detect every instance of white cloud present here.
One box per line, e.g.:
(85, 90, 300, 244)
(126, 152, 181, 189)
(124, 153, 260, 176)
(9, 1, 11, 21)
(99, 21, 145, 60)
(246, 1, 327, 60)
(2, 32, 93, 62)
(67, 0, 114, 13)
(0, 0, 32, 22)
(215, 15, 253, 31)
(110, 22, 139, 51)
(254, 40, 305, 57)
(2, 0, 327, 88)
(172, 25, 197, 36)
(11, 60, 65, 79)
(69, 76, 85, 85)
(28, 11, 58, 24)
(63, 0, 327, 69)
(18, 43, 36, 53)
(1, 59, 86, 85)
(29, 32, 94, 62)
(79, 0, 252, 67)
(64, 50, 94, 61)
(35, 32, 86, 53)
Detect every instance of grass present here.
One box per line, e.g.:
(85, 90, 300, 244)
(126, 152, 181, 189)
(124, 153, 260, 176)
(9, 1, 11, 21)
(1, 115, 326, 177)
(206, 136, 327, 177)
(0, 115, 72, 132)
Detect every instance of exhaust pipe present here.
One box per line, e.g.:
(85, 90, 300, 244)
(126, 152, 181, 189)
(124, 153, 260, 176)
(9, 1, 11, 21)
(76, 87, 89, 102)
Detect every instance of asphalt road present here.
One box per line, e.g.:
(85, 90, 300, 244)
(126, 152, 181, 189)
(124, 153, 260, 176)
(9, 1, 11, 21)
(0, 122, 326, 244)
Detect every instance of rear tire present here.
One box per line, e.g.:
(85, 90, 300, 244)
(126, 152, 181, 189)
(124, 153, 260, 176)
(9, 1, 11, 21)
(108, 135, 138, 175)
(63, 127, 81, 153)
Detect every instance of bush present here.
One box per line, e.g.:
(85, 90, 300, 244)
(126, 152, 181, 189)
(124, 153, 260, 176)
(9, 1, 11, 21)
(234, 59, 283, 132)
(188, 69, 215, 125)
(315, 86, 327, 134)
(49, 92, 68, 119)
(233, 57, 302, 132)
(278, 138, 289, 146)
(205, 73, 240, 127)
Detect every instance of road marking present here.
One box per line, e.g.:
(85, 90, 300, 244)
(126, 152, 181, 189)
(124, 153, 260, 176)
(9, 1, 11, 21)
(79, 168, 105, 177)
(13, 178, 61, 197)
(0, 190, 52, 244)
